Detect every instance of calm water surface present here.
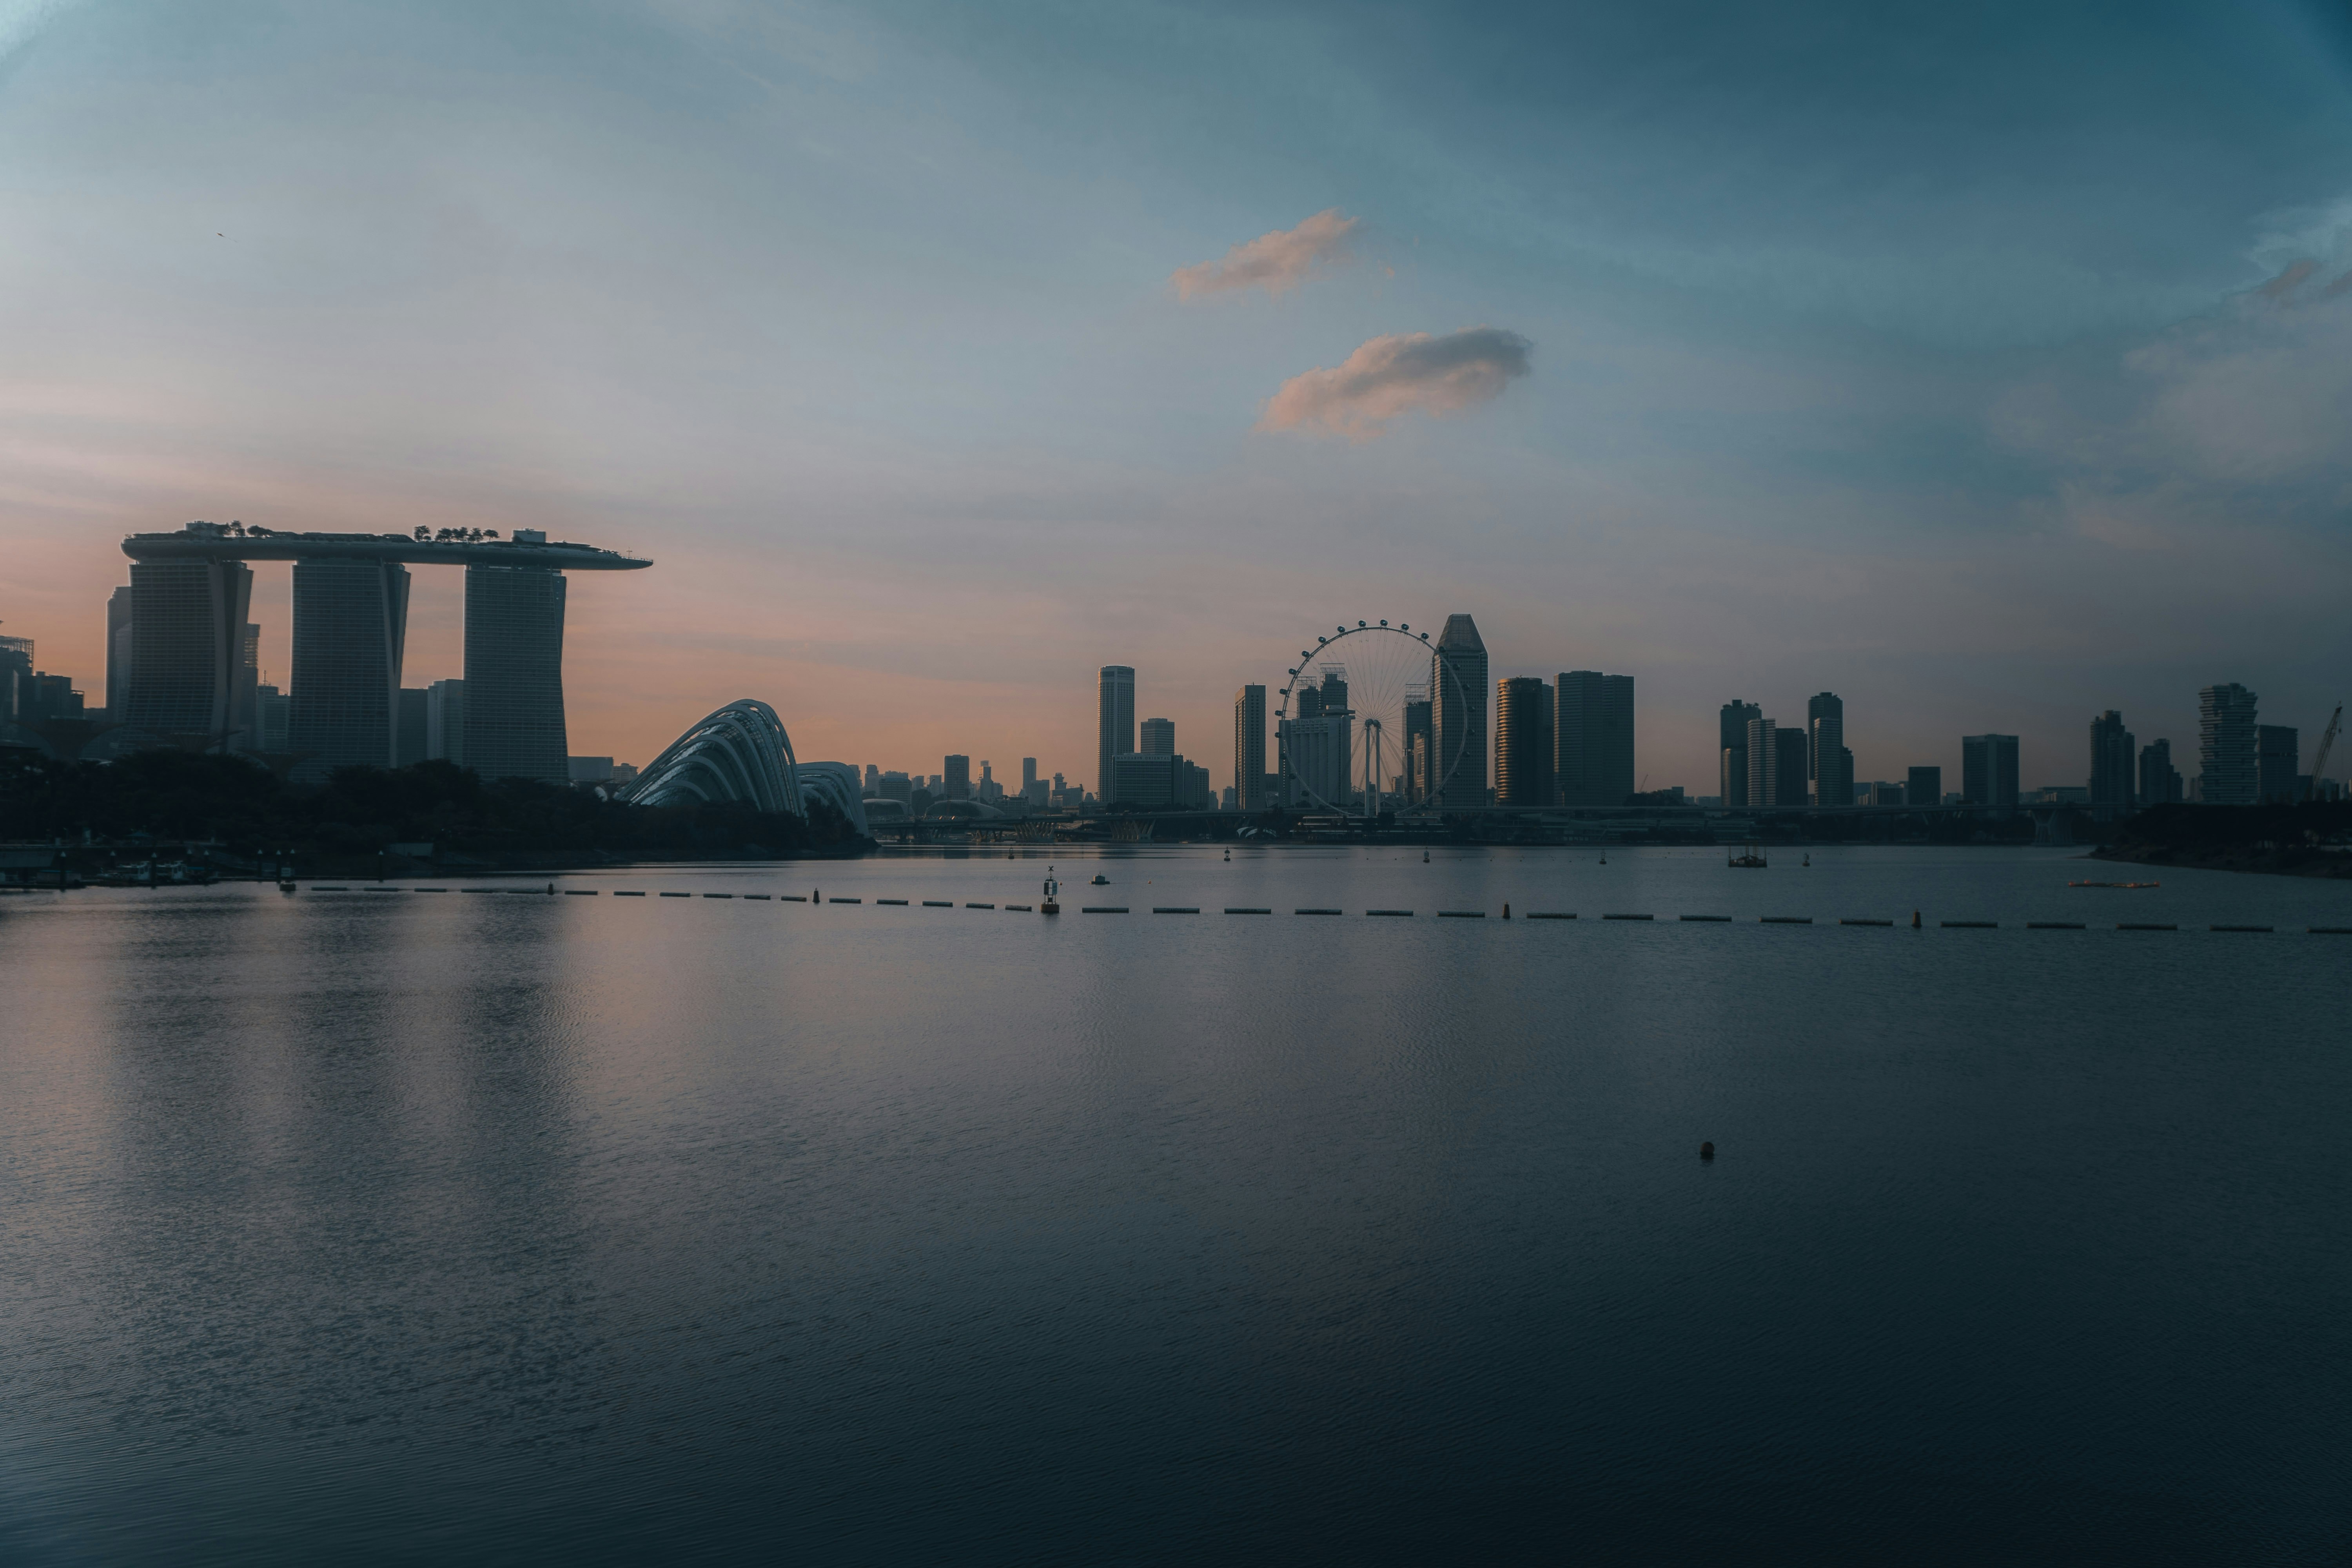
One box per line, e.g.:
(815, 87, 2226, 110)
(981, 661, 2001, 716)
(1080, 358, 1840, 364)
(4, 846, 2349, 1563)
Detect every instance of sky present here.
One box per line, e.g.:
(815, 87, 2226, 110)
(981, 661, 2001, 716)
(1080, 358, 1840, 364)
(4, 0, 2350, 793)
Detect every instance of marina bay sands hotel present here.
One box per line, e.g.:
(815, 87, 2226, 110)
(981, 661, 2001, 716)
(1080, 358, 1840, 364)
(116, 521, 651, 783)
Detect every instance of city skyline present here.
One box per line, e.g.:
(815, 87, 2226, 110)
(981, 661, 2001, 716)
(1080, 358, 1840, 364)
(2, 4, 2349, 795)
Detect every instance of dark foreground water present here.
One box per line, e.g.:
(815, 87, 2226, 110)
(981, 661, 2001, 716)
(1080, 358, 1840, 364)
(5, 846, 2349, 1564)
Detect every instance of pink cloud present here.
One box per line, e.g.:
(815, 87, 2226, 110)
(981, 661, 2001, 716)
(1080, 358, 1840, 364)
(1256, 327, 1533, 441)
(1171, 209, 1357, 301)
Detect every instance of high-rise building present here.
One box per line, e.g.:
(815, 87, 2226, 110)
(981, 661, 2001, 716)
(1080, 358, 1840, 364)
(944, 755, 971, 799)
(1098, 665, 1134, 803)
(1233, 685, 1267, 811)
(878, 771, 912, 804)
(1907, 766, 1942, 809)
(1401, 693, 1432, 804)
(1745, 717, 1775, 808)
(2257, 725, 2299, 804)
(1772, 726, 1810, 808)
(1141, 717, 1175, 756)
(2137, 740, 2180, 806)
(2089, 710, 2136, 809)
(289, 559, 410, 771)
(1431, 614, 1488, 810)
(1806, 692, 1851, 808)
(866, 764, 882, 793)
(256, 683, 292, 752)
(0, 632, 30, 724)
(123, 557, 254, 744)
(1494, 677, 1548, 806)
(2197, 684, 2259, 805)
(1719, 699, 1760, 808)
(464, 563, 568, 784)
(105, 586, 134, 714)
(1962, 734, 2021, 809)
(425, 679, 466, 766)
(24, 672, 83, 719)
(232, 621, 260, 753)
(396, 688, 429, 767)
(1021, 758, 1037, 793)
(1112, 751, 1205, 808)
(1535, 680, 1556, 806)
(1559, 671, 1635, 808)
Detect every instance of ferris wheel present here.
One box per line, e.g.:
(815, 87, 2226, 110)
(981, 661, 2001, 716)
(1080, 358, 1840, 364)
(1275, 620, 1472, 819)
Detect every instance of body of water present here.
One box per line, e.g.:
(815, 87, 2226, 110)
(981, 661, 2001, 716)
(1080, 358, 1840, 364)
(4, 846, 2348, 1563)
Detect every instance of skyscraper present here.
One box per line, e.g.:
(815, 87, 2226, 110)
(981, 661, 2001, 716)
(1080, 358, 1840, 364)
(1141, 717, 1175, 756)
(2257, 725, 2299, 804)
(1907, 766, 1942, 809)
(1807, 692, 1851, 807)
(1098, 665, 1134, 804)
(1719, 699, 1760, 807)
(123, 556, 254, 744)
(464, 563, 568, 784)
(0, 631, 30, 724)
(256, 683, 292, 752)
(425, 679, 466, 766)
(2089, 710, 2136, 809)
(1232, 684, 1266, 811)
(396, 688, 428, 767)
(290, 559, 410, 771)
(944, 755, 971, 799)
(1559, 671, 1635, 808)
(105, 585, 133, 715)
(2138, 740, 2180, 806)
(233, 622, 260, 753)
(1746, 716, 1775, 808)
(1431, 614, 1487, 809)
(1962, 734, 2020, 809)
(1773, 727, 1810, 807)
(2197, 684, 2259, 804)
(1401, 693, 1432, 804)
(1021, 758, 1037, 793)
(1494, 677, 1548, 806)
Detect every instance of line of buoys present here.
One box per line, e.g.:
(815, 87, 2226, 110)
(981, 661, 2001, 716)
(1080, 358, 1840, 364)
(293, 888, 2345, 935)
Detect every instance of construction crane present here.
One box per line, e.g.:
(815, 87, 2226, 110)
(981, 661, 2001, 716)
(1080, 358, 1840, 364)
(2306, 703, 2342, 802)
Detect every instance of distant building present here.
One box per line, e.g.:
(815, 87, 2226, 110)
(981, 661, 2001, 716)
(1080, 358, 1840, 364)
(123, 557, 254, 743)
(1962, 734, 2020, 810)
(2088, 710, 2135, 810)
(568, 756, 614, 783)
(425, 679, 466, 766)
(24, 672, 84, 720)
(2257, 725, 2299, 804)
(1857, 781, 1903, 807)
(1559, 671, 1634, 808)
(1221, 785, 1236, 809)
(1402, 693, 1432, 804)
(1431, 615, 1488, 810)
(1233, 684, 1267, 811)
(0, 632, 30, 723)
(944, 754, 971, 800)
(257, 683, 292, 752)
(1772, 726, 1809, 808)
(877, 770, 913, 804)
(290, 559, 410, 771)
(1907, 766, 1941, 809)
(1098, 665, 1135, 803)
(2198, 684, 2259, 804)
(1494, 677, 1548, 807)
(1141, 717, 1174, 756)
(396, 688, 428, 766)
(1021, 758, 1037, 793)
(1112, 751, 1210, 808)
(866, 763, 881, 793)
(1719, 699, 1760, 808)
(105, 586, 134, 714)
(464, 563, 568, 784)
(1807, 692, 1851, 809)
(1744, 717, 1774, 807)
(1279, 708, 1351, 809)
(2138, 740, 2181, 805)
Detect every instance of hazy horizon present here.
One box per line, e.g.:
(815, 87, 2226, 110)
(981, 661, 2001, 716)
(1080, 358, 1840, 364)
(5, 0, 2350, 794)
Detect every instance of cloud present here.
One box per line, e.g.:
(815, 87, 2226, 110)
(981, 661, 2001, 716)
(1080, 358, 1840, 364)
(1171, 209, 1357, 301)
(1256, 327, 1533, 441)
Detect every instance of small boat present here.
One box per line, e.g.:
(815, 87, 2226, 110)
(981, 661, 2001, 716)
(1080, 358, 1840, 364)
(1090, 873, 1109, 886)
(1728, 840, 1767, 869)
(1802, 852, 1810, 867)
(1422, 849, 1430, 863)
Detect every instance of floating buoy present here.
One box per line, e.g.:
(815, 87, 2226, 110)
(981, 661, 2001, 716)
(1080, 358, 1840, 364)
(1503, 902, 1511, 919)
(1699, 1142, 1715, 1160)
(1911, 910, 1921, 928)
